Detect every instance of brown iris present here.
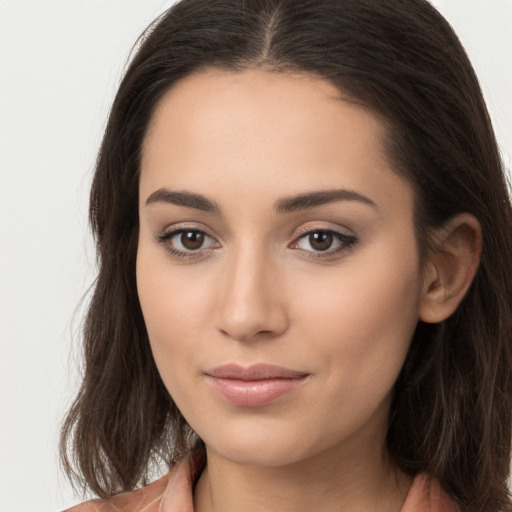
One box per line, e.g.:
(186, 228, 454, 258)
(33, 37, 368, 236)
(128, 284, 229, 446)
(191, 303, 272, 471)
(181, 230, 205, 250)
(309, 231, 333, 251)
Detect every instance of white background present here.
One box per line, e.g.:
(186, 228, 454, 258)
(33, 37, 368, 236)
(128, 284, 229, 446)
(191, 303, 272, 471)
(0, 1, 510, 511)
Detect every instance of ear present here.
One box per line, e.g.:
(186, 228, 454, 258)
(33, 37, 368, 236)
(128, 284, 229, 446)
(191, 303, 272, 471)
(419, 213, 482, 324)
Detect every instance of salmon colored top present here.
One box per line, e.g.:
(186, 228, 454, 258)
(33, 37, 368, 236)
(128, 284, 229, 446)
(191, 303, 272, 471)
(63, 457, 459, 512)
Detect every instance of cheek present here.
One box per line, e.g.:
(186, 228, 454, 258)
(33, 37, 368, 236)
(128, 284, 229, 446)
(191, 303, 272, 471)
(135, 246, 213, 389)
(136, 231, 216, 329)
(284, 253, 421, 445)
(293, 246, 422, 386)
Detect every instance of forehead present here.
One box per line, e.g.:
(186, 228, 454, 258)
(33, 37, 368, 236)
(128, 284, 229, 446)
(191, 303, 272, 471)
(140, 68, 412, 217)
(147, 67, 349, 130)
(142, 67, 388, 170)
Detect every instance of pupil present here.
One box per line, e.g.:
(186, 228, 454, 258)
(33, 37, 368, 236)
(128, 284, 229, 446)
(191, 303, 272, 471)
(181, 231, 204, 250)
(310, 231, 332, 251)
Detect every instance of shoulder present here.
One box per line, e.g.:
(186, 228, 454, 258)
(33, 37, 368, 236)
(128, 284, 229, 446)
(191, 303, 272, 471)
(62, 473, 170, 512)
(62, 454, 202, 512)
(401, 473, 460, 512)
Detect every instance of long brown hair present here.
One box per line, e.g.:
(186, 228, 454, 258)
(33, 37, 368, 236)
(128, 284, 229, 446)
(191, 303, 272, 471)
(60, 1, 512, 510)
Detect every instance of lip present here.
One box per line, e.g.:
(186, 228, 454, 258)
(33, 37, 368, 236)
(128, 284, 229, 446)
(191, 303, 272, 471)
(205, 364, 309, 407)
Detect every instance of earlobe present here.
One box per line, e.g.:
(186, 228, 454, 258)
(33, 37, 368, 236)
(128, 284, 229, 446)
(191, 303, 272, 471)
(419, 213, 482, 324)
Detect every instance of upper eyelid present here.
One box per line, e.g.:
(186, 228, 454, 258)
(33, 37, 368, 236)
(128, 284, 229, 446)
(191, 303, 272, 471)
(159, 222, 216, 238)
(295, 229, 355, 241)
(294, 223, 354, 237)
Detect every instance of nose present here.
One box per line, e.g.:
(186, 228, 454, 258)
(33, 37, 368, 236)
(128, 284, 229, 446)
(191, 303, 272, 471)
(214, 245, 289, 342)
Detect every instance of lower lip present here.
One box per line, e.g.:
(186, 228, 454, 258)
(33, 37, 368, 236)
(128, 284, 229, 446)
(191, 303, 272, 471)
(206, 376, 307, 407)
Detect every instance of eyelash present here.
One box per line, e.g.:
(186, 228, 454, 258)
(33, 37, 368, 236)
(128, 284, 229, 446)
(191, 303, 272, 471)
(156, 226, 358, 261)
(292, 226, 358, 259)
(156, 228, 220, 261)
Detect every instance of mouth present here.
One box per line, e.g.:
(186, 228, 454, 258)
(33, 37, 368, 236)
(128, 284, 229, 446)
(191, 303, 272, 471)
(204, 363, 310, 407)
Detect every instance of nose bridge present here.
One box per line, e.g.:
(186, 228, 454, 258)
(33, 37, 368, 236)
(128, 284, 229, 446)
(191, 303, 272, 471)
(215, 239, 288, 341)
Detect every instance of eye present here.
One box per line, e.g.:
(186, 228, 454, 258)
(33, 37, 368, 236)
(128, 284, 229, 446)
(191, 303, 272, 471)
(156, 228, 219, 260)
(291, 229, 357, 259)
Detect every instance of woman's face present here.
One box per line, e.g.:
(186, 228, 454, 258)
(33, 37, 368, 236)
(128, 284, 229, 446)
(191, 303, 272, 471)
(137, 68, 427, 467)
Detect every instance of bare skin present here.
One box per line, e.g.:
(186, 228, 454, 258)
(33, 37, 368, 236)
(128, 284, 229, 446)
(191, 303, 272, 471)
(136, 68, 481, 512)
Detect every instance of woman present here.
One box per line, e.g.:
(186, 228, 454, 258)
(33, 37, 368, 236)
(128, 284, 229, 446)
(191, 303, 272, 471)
(60, 0, 512, 511)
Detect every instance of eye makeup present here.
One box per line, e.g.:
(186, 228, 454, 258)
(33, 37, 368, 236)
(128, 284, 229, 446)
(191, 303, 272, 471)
(155, 224, 358, 262)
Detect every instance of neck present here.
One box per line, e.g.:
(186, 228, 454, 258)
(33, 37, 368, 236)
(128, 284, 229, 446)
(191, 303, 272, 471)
(193, 434, 412, 512)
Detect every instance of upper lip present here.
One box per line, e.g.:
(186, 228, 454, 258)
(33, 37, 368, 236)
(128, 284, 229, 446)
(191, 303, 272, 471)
(205, 363, 309, 381)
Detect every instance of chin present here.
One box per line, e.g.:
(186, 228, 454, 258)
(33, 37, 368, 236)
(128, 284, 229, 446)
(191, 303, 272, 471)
(211, 440, 308, 467)
(194, 418, 323, 468)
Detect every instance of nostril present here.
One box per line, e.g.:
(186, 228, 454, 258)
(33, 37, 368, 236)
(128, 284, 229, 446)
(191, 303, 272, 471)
(217, 325, 267, 342)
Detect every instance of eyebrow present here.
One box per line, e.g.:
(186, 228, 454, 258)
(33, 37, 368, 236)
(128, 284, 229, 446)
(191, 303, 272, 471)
(145, 188, 221, 213)
(274, 189, 377, 213)
(145, 187, 377, 213)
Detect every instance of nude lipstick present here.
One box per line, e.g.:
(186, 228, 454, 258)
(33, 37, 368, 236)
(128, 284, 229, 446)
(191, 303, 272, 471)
(205, 364, 309, 407)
